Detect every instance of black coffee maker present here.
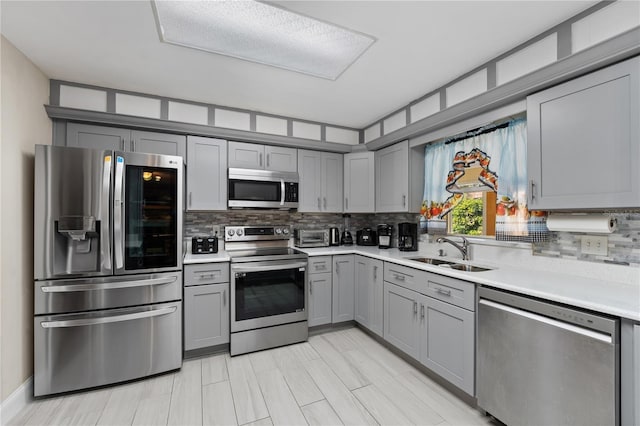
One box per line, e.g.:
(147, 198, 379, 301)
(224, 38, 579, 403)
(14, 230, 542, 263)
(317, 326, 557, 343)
(398, 222, 418, 251)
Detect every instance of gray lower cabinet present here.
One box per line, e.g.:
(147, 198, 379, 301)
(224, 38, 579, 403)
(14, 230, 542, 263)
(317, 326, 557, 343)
(383, 262, 476, 395)
(64, 123, 186, 159)
(183, 263, 230, 351)
(308, 273, 333, 327)
(332, 254, 355, 323)
(355, 255, 383, 336)
(186, 136, 227, 211)
(621, 320, 640, 426)
(527, 56, 640, 209)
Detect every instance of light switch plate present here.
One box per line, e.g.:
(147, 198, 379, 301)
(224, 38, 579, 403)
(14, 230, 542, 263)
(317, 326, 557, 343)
(581, 235, 608, 256)
(211, 225, 220, 237)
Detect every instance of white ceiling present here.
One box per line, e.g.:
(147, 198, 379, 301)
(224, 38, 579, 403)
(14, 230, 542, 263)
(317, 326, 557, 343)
(1, 1, 596, 129)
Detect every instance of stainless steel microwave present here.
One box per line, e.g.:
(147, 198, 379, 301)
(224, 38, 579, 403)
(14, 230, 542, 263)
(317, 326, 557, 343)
(228, 168, 299, 209)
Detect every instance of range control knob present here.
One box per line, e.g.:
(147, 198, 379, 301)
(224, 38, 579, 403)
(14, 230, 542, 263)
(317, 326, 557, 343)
(227, 229, 235, 236)
(283, 228, 290, 235)
(237, 229, 244, 236)
(275, 228, 282, 235)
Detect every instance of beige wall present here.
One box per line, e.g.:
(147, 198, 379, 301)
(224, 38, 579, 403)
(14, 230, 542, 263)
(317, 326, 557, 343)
(1, 36, 51, 401)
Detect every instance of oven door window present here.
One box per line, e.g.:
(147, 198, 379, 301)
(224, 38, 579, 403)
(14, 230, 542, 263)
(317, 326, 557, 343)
(229, 179, 281, 202)
(235, 268, 305, 321)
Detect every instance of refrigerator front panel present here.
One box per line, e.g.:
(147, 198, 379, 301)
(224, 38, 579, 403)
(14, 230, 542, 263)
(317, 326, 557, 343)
(114, 151, 183, 275)
(34, 301, 182, 396)
(34, 145, 112, 280)
(34, 271, 182, 315)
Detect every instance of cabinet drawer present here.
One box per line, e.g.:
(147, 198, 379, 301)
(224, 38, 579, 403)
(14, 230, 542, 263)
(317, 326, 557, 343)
(308, 256, 332, 274)
(424, 273, 475, 311)
(184, 263, 229, 286)
(384, 262, 427, 293)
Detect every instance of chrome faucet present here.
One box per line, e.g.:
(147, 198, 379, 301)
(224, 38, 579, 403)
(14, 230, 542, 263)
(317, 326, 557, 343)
(436, 236, 470, 261)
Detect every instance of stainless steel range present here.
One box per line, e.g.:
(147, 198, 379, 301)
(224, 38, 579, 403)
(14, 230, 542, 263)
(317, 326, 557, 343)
(226, 225, 308, 356)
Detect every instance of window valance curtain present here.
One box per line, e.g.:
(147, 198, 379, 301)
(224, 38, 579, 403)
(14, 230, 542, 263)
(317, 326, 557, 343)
(420, 119, 548, 242)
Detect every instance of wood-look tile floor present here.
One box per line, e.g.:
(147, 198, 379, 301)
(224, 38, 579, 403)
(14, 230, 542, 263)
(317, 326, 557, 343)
(9, 327, 494, 426)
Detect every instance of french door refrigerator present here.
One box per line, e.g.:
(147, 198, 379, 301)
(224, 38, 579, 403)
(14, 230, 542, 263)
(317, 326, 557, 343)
(33, 145, 183, 397)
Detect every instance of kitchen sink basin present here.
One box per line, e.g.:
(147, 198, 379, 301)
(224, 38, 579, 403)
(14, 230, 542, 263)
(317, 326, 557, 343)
(407, 257, 456, 266)
(448, 264, 492, 272)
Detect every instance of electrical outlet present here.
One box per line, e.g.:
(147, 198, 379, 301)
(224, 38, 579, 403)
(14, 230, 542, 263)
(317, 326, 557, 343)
(211, 225, 220, 237)
(581, 235, 608, 256)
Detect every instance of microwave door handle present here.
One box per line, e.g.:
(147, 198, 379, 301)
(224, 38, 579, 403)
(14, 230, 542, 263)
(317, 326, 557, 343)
(281, 179, 285, 206)
(101, 154, 112, 271)
(114, 155, 124, 270)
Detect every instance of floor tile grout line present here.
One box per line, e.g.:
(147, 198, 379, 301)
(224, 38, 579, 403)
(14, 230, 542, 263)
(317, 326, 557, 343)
(349, 384, 382, 426)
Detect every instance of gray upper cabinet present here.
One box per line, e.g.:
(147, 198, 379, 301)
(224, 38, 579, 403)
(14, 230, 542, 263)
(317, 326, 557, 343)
(527, 56, 640, 209)
(186, 136, 227, 211)
(332, 254, 355, 323)
(355, 255, 383, 337)
(131, 130, 186, 159)
(344, 151, 375, 213)
(228, 141, 297, 172)
(66, 123, 129, 151)
(375, 140, 409, 212)
(298, 149, 343, 213)
(65, 123, 186, 160)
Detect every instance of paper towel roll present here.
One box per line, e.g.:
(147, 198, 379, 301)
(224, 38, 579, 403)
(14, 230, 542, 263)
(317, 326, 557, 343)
(546, 214, 617, 234)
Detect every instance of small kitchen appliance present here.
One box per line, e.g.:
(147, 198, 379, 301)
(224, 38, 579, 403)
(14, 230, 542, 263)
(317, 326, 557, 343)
(356, 228, 378, 246)
(191, 236, 218, 254)
(329, 227, 340, 246)
(341, 214, 353, 245)
(377, 224, 393, 249)
(398, 222, 418, 251)
(294, 229, 329, 248)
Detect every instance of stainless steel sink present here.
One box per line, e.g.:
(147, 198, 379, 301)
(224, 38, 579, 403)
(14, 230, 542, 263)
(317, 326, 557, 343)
(448, 264, 492, 272)
(407, 257, 456, 266)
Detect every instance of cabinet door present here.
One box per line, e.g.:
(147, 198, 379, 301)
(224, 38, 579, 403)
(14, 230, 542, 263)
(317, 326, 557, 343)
(184, 283, 230, 350)
(370, 258, 384, 337)
(634, 323, 640, 426)
(383, 281, 419, 359)
(66, 123, 129, 151)
(376, 141, 409, 212)
(228, 141, 264, 169)
(332, 255, 354, 323)
(131, 130, 186, 159)
(528, 56, 640, 209)
(308, 272, 333, 327)
(354, 256, 371, 328)
(298, 149, 323, 212)
(419, 295, 474, 395)
(265, 145, 297, 172)
(344, 152, 375, 213)
(322, 152, 344, 213)
(186, 136, 227, 211)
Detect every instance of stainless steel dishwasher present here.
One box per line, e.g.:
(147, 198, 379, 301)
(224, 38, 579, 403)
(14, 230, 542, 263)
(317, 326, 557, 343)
(477, 286, 619, 426)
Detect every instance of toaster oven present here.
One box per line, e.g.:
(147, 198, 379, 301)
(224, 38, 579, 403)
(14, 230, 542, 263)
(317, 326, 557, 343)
(294, 229, 329, 248)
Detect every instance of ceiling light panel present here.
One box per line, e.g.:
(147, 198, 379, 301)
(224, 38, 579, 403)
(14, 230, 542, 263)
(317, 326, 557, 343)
(152, 1, 376, 80)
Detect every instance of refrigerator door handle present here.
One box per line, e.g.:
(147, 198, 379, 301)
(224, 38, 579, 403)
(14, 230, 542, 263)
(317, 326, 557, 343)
(101, 155, 112, 271)
(113, 155, 125, 270)
(39, 306, 177, 328)
(41, 276, 178, 293)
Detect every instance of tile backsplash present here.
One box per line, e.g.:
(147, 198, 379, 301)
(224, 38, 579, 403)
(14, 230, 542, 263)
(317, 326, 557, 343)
(532, 213, 640, 267)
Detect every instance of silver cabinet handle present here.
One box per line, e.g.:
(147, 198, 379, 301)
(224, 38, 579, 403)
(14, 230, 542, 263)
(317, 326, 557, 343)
(413, 301, 418, 315)
(309, 280, 313, 294)
(317, 197, 321, 209)
(267, 154, 270, 167)
(130, 138, 135, 152)
(402, 194, 406, 207)
(189, 192, 192, 208)
(40, 306, 177, 328)
(436, 287, 452, 297)
(113, 155, 125, 270)
(345, 198, 348, 210)
(373, 265, 378, 281)
(315, 264, 326, 270)
(259, 152, 263, 167)
(101, 155, 112, 271)
(323, 197, 327, 209)
(41, 276, 177, 293)
(335, 262, 340, 274)
(530, 180, 536, 202)
(394, 273, 406, 281)
(198, 272, 218, 279)
(223, 289, 226, 306)
(420, 303, 425, 319)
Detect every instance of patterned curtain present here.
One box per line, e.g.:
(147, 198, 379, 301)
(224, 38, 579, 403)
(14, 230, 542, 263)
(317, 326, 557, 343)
(420, 119, 548, 242)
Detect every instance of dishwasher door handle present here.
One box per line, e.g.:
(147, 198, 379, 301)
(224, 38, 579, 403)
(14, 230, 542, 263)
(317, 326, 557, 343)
(479, 299, 613, 343)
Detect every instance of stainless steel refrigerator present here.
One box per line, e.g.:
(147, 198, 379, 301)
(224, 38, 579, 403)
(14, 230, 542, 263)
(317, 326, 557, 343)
(33, 145, 183, 397)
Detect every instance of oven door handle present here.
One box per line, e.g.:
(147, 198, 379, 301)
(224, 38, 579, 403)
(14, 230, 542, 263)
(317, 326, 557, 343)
(232, 261, 308, 273)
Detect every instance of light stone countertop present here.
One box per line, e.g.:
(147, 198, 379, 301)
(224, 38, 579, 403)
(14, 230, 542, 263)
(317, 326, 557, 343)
(183, 244, 640, 321)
